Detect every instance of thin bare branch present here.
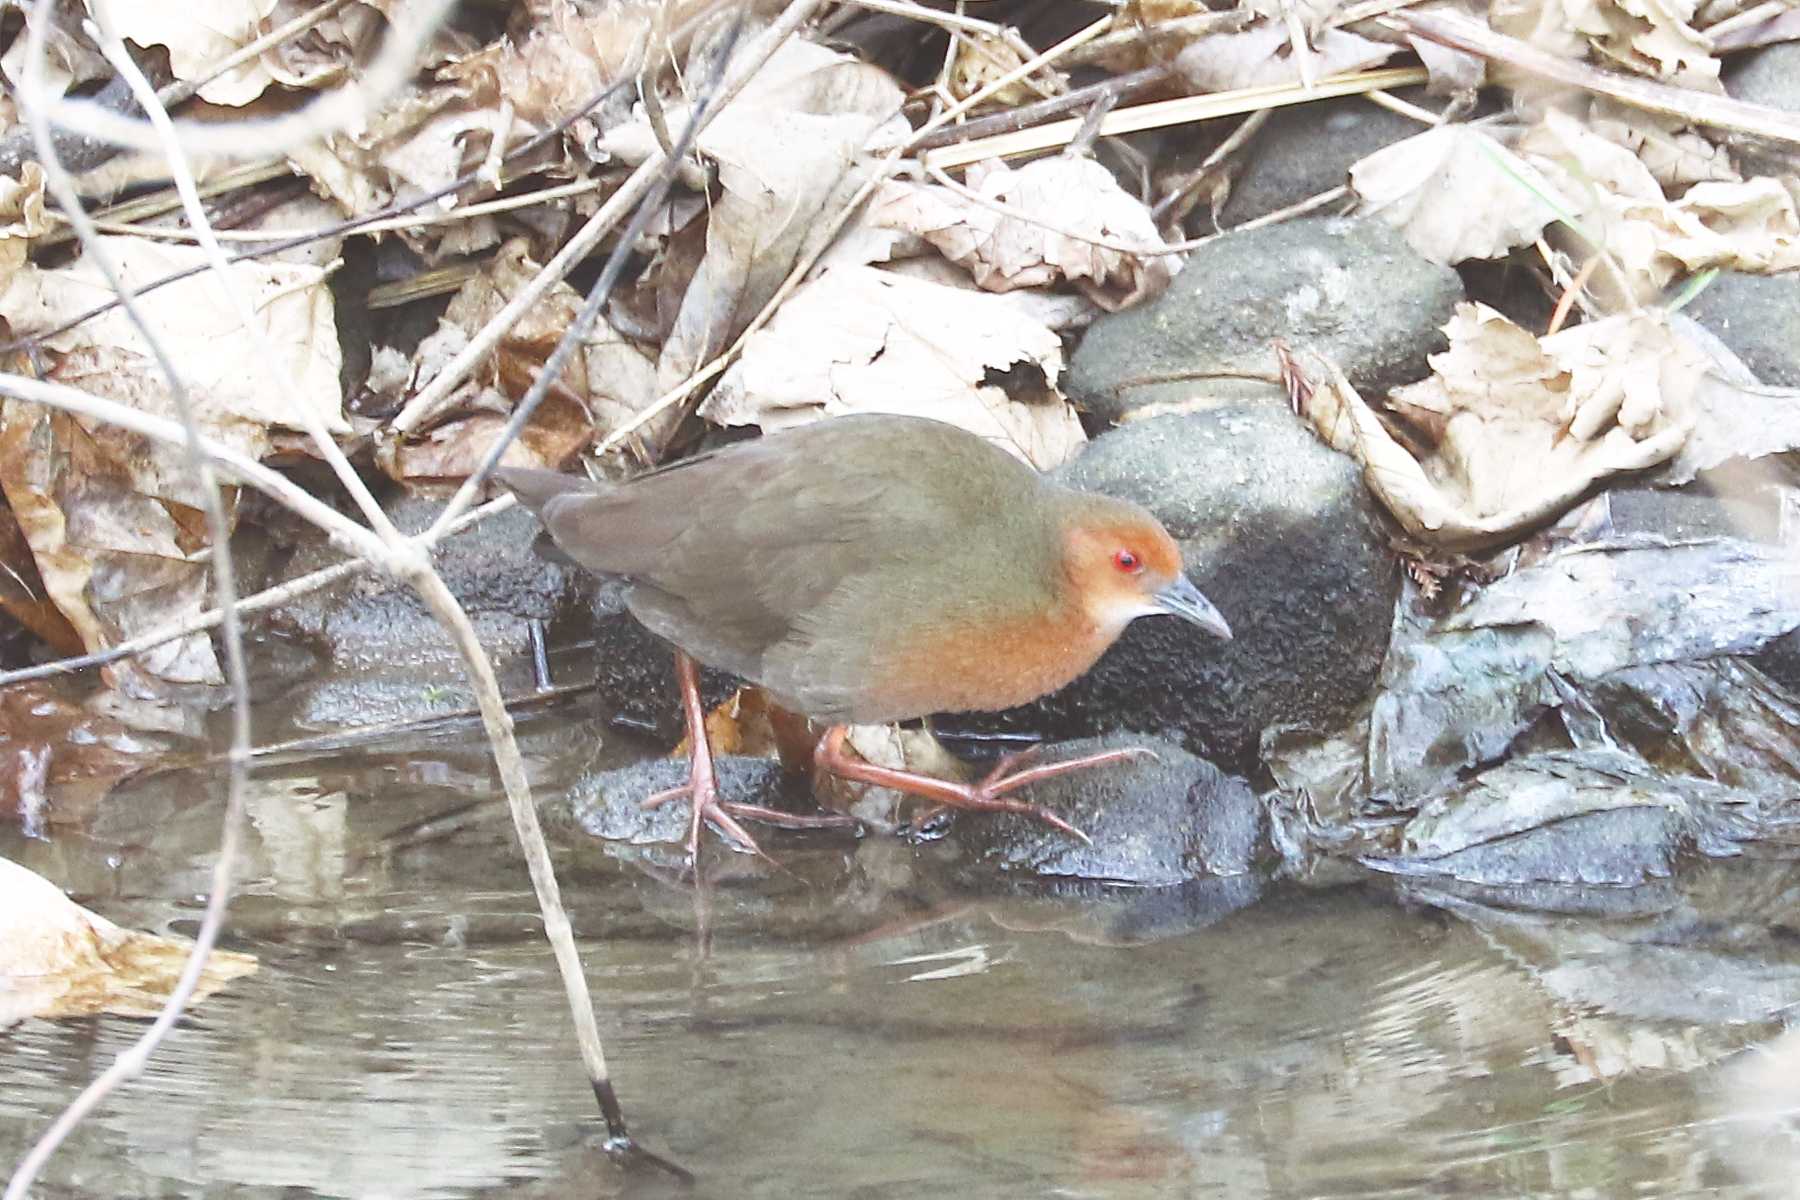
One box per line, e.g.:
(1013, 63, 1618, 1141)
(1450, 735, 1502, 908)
(422, 0, 827, 542)
(2, 0, 258, 1191)
(0, 496, 519, 690)
(1388, 10, 1800, 146)
(90, 10, 406, 547)
(37, 0, 459, 158)
(89, 178, 606, 242)
(908, 64, 1175, 152)
(0, 373, 386, 559)
(923, 66, 1430, 169)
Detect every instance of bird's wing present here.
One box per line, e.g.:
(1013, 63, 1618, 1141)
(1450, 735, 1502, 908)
(500, 418, 1042, 712)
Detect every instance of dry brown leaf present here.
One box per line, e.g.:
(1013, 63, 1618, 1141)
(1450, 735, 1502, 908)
(1518, 111, 1800, 302)
(1406, 7, 1489, 94)
(0, 401, 224, 686)
(1175, 22, 1396, 91)
(0, 498, 82, 655)
(381, 239, 649, 480)
(869, 157, 1176, 311)
(597, 39, 910, 417)
(1492, 0, 1721, 87)
(0, 236, 345, 455)
(1602, 0, 1720, 86)
(0, 0, 112, 98)
(116, 0, 438, 105)
(1588, 99, 1737, 188)
(701, 265, 1087, 471)
(382, 408, 581, 484)
(947, 30, 1060, 108)
(1350, 124, 1566, 265)
(443, 0, 641, 126)
(0, 237, 342, 685)
(1300, 303, 1699, 550)
(112, 0, 281, 106)
(0, 162, 50, 277)
(1663, 316, 1800, 484)
(259, 0, 385, 91)
(0, 856, 256, 1026)
(287, 77, 512, 248)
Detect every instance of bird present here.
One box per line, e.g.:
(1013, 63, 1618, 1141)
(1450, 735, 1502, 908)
(499, 414, 1232, 855)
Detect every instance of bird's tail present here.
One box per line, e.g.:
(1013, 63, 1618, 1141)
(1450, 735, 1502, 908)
(494, 465, 595, 516)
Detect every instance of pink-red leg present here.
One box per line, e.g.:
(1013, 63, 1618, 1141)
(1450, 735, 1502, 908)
(642, 652, 857, 855)
(642, 650, 763, 856)
(813, 726, 1156, 845)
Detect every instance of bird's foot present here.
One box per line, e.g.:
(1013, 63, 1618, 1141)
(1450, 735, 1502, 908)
(641, 772, 766, 858)
(815, 728, 1154, 845)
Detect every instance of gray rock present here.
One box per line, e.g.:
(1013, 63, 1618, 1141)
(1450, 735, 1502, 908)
(1066, 216, 1462, 420)
(1723, 43, 1800, 189)
(1207, 96, 1425, 227)
(242, 492, 592, 729)
(1725, 41, 1800, 110)
(954, 734, 1266, 888)
(548, 754, 814, 849)
(941, 406, 1400, 772)
(1678, 271, 1800, 389)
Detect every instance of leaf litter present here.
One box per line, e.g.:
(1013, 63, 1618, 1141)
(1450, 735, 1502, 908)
(0, 0, 1797, 949)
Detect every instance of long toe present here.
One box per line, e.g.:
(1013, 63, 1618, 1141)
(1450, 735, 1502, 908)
(982, 745, 1152, 799)
(719, 801, 859, 832)
(697, 797, 766, 856)
(943, 791, 1094, 849)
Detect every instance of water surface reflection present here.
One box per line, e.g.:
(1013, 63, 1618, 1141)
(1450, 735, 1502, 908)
(3, 719, 1795, 1198)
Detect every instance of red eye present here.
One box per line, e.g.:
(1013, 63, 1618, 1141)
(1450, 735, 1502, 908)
(1113, 549, 1142, 574)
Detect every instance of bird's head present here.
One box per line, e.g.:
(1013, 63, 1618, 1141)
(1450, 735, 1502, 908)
(1060, 497, 1232, 642)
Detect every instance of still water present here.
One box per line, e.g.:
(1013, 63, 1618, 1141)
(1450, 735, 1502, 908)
(3, 706, 1797, 1198)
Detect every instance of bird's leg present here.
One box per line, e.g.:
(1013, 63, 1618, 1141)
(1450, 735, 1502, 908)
(641, 650, 764, 856)
(642, 654, 858, 854)
(813, 726, 1149, 846)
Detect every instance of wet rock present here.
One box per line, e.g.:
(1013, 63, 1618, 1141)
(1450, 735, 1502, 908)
(1066, 216, 1461, 420)
(954, 734, 1266, 888)
(941, 406, 1399, 772)
(1607, 474, 1800, 691)
(581, 611, 740, 742)
(1678, 272, 1800, 389)
(1365, 537, 1800, 805)
(243, 493, 591, 729)
(1268, 528, 1800, 913)
(1379, 753, 1733, 883)
(1353, 745, 1773, 919)
(546, 753, 813, 851)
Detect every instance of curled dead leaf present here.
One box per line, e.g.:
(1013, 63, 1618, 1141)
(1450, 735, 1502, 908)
(1350, 124, 1566, 265)
(871, 157, 1177, 311)
(1295, 304, 1700, 550)
(0, 857, 256, 1026)
(701, 265, 1087, 471)
(0, 237, 341, 685)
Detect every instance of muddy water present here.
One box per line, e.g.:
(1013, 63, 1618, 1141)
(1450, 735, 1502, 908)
(3, 707, 1798, 1199)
